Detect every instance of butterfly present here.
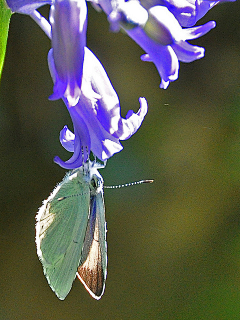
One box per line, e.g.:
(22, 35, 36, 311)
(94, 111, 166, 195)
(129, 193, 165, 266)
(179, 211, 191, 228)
(35, 161, 107, 300)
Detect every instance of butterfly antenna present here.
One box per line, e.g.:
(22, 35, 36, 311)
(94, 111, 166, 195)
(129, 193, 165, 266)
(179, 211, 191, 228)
(104, 179, 154, 189)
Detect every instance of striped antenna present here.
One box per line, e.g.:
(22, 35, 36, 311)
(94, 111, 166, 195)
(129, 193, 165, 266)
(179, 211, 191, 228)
(104, 179, 154, 189)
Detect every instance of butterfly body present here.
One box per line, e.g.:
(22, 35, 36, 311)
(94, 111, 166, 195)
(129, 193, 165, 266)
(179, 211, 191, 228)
(36, 161, 107, 300)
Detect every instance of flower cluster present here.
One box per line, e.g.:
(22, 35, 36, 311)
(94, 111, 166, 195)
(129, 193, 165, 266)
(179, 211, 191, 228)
(5, 0, 235, 168)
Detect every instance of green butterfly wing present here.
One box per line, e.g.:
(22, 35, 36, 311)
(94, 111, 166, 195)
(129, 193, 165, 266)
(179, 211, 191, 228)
(36, 170, 90, 300)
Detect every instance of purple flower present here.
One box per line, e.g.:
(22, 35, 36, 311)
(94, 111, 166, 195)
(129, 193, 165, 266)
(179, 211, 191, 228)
(48, 47, 148, 169)
(110, 4, 215, 89)
(49, 0, 87, 106)
(141, 0, 236, 28)
(28, 6, 147, 168)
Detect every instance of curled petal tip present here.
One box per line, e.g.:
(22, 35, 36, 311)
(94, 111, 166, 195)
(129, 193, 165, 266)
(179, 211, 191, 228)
(209, 21, 216, 29)
(53, 156, 63, 166)
(54, 155, 84, 170)
(59, 126, 75, 152)
(160, 80, 169, 89)
(196, 47, 205, 60)
(141, 54, 152, 62)
(138, 97, 148, 115)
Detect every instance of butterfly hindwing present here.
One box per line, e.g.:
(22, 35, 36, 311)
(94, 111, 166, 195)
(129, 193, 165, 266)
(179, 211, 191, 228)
(77, 170, 107, 300)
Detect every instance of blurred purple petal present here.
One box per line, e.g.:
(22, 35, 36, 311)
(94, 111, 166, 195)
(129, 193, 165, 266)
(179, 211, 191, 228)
(6, 0, 51, 14)
(126, 5, 215, 88)
(141, 0, 235, 27)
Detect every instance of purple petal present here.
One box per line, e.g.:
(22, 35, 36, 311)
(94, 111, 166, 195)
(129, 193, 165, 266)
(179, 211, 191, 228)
(182, 21, 216, 40)
(49, 0, 87, 105)
(59, 125, 75, 152)
(172, 41, 205, 62)
(54, 101, 91, 169)
(48, 48, 68, 99)
(83, 48, 148, 139)
(6, 0, 51, 14)
(194, 1, 219, 27)
(129, 26, 179, 89)
(72, 88, 124, 161)
(149, 0, 234, 28)
(145, 5, 184, 44)
(150, 0, 217, 27)
(116, 97, 148, 139)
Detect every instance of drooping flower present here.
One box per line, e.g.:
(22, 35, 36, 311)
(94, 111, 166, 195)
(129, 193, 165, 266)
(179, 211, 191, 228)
(108, 3, 215, 88)
(48, 47, 148, 169)
(49, 0, 87, 106)
(27, 7, 148, 168)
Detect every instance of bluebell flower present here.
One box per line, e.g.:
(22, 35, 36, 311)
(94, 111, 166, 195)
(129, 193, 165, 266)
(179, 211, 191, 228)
(48, 47, 148, 169)
(141, 0, 236, 28)
(26, 6, 148, 168)
(108, 3, 215, 88)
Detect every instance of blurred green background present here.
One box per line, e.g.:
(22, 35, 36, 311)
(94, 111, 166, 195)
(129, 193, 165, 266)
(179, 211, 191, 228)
(1, 2, 240, 319)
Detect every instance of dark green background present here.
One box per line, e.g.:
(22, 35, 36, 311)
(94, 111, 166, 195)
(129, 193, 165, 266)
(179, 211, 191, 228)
(1, 2, 240, 319)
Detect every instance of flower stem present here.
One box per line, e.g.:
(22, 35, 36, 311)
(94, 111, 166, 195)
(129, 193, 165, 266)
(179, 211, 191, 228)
(30, 10, 51, 39)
